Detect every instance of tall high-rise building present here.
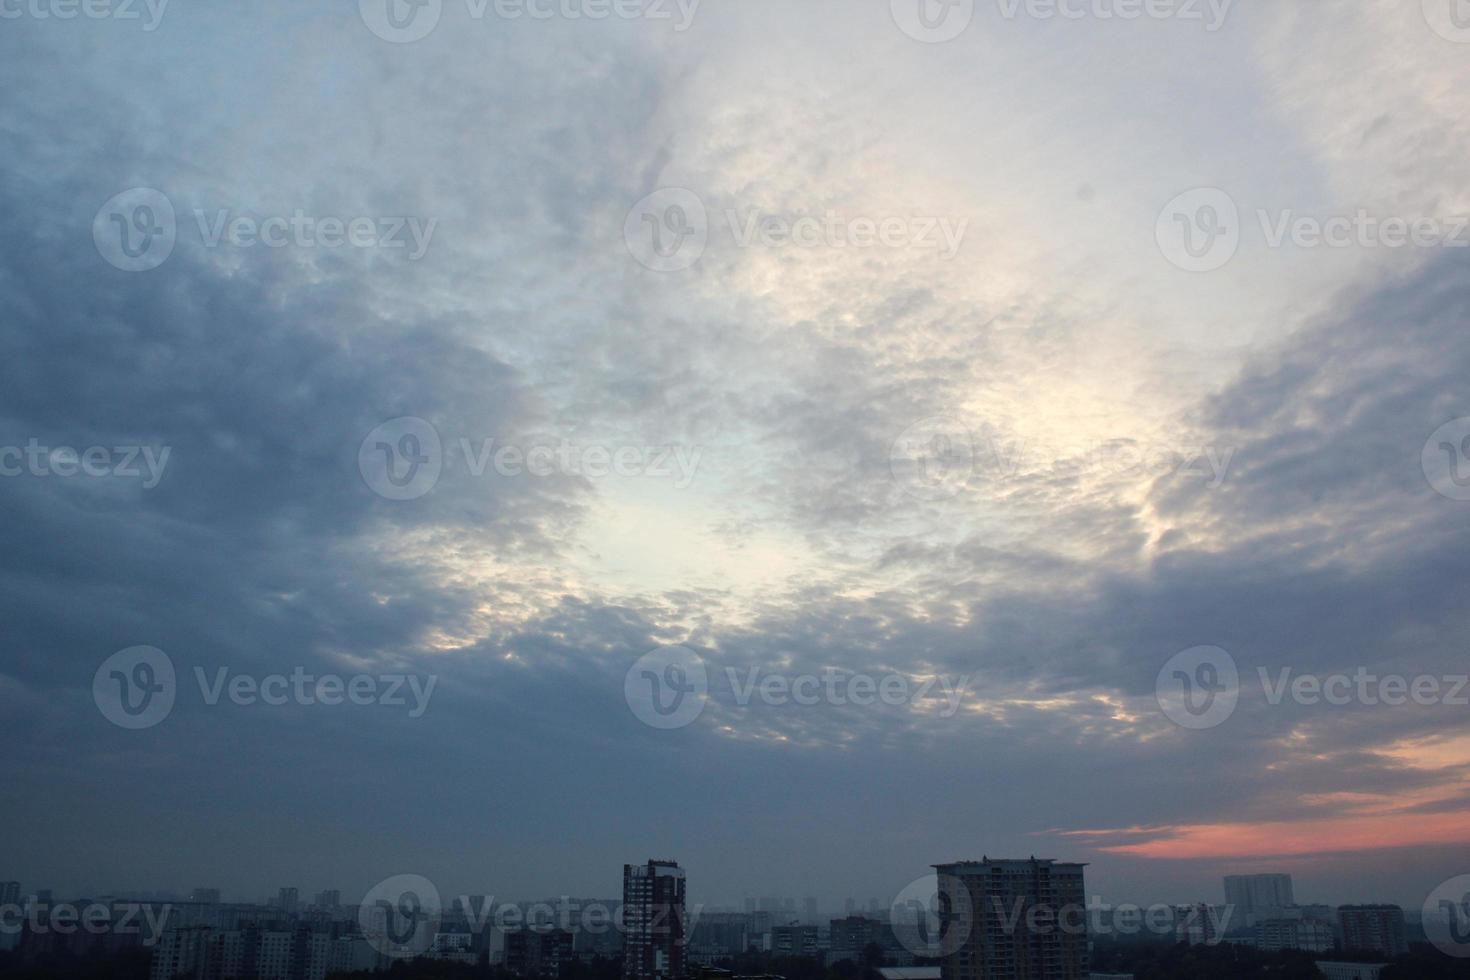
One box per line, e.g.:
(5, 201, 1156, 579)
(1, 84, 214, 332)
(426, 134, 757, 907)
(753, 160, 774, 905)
(0, 882, 20, 907)
(276, 887, 299, 914)
(934, 857, 1088, 980)
(1337, 905, 1408, 957)
(314, 890, 341, 909)
(803, 897, 819, 924)
(1222, 875, 1294, 917)
(623, 860, 686, 980)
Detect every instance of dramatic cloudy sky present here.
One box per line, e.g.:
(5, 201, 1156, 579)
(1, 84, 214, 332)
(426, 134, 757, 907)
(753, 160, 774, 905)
(2, 0, 1469, 912)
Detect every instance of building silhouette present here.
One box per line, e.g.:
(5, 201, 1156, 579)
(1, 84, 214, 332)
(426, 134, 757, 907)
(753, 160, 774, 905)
(934, 857, 1087, 980)
(623, 860, 686, 980)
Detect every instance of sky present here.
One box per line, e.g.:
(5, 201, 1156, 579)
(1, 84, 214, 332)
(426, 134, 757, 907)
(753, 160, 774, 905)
(2, 0, 1469, 914)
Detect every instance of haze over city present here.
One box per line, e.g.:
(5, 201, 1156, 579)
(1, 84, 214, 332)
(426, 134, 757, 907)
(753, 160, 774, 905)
(2, 0, 1470, 968)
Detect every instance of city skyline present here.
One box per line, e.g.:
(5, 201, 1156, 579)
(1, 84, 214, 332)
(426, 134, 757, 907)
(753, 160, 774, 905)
(0, 864, 1448, 920)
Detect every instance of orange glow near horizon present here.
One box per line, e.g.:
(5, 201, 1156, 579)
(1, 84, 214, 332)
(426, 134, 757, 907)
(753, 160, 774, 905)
(1068, 809, 1470, 859)
(1056, 737, 1470, 859)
